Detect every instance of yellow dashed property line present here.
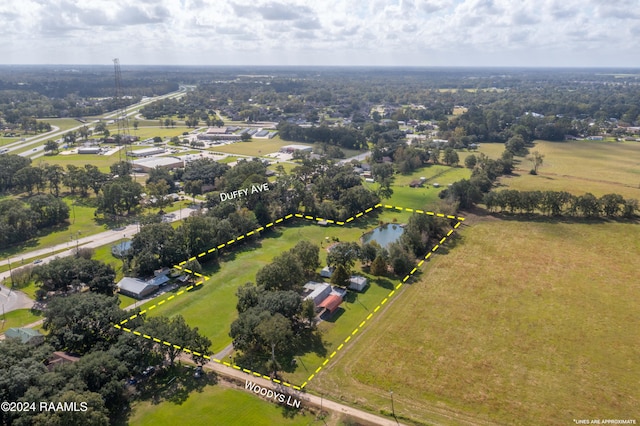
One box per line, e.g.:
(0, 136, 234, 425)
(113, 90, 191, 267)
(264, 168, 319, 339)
(114, 324, 302, 390)
(306, 215, 465, 388)
(118, 279, 205, 326)
(119, 206, 464, 390)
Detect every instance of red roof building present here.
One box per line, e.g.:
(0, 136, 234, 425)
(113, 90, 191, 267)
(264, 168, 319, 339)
(318, 294, 343, 315)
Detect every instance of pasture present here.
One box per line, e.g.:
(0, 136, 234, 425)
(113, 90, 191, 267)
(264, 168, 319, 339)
(478, 140, 640, 200)
(309, 219, 640, 425)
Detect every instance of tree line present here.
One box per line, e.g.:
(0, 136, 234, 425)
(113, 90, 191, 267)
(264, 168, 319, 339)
(0, 195, 69, 246)
(484, 190, 638, 218)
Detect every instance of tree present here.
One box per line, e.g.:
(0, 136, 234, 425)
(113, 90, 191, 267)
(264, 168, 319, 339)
(370, 255, 387, 276)
(44, 140, 59, 154)
(290, 241, 320, 275)
(256, 313, 292, 376)
(388, 243, 414, 276)
(140, 315, 212, 366)
(464, 154, 477, 169)
(146, 179, 171, 210)
(44, 164, 64, 196)
(326, 242, 361, 269)
(443, 148, 459, 166)
(505, 134, 529, 156)
(527, 150, 544, 174)
(256, 252, 304, 291)
(43, 293, 127, 354)
(34, 257, 115, 298)
(599, 193, 624, 217)
(330, 263, 350, 287)
(240, 132, 252, 141)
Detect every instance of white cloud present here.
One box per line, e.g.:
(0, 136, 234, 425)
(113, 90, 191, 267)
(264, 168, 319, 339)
(0, 0, 638, 66)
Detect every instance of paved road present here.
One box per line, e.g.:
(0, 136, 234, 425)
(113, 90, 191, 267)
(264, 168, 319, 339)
(339, 150, 372, 165)
(0, 204, 202, 313)
(5, 88, 186, 160)
(191, 354, 404, 426)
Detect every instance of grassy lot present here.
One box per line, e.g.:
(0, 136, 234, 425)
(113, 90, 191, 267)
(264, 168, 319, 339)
(129, 126, 192, 140)
(365, 165, 471, 210)
(309, 219, 640, 425)
(207, 136, 300, 157)
(39, 153, 120, 173)
(0, 136, 20, 147)
(0, 309, 43, 331)
(129, 384, 316, 426)
(133, 217, 381, 354)
(477, 140, 640, 199)
(0, 197, 106, 260)
(44, 118, 85, 132)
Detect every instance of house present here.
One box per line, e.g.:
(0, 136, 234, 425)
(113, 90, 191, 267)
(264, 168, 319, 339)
(302, 281, 332, 306)
(320, 266, 334, 278)
(4, 328, 44, 345)
(348, 275, 368, 292)
(117, 277, 159, 299)
(317, 220, 328, 227)
(47, 352, 80, 371)
(409, 179, 423, 188)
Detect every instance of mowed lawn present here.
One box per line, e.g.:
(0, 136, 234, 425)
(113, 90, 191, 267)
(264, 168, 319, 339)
(134, 217, 380, 354)
(366, 164, 471, 209)
(484, 140, 640, 200)
(0, 309, 43, 331)
(309, 219, 640, 425)
(207, 136, 305, 156)
(128, 385, 315, 426)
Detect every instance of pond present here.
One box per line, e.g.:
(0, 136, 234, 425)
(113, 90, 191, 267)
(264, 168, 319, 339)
(362, 223, 404, 248)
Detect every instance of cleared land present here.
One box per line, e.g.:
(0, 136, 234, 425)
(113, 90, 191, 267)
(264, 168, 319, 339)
(207, 136, 298, 156)
(366, 165, 471, 208)
(134, 217, 382, 354)
(310, 219, 640, 425)
(483, 140, 640, 200)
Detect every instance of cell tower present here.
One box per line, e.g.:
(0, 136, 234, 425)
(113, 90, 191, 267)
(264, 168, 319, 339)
(113, 58, 130, 163)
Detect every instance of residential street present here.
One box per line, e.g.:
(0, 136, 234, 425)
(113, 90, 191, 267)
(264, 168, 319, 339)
(0, 204, 202, 312)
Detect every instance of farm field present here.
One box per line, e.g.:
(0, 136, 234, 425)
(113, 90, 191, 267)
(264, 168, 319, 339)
(309, 219, 640, 425)
(483, 140, 640, 200)
(129, 384, 316, 426)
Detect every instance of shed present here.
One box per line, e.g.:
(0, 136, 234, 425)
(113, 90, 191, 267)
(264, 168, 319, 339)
(5, 328, 44, 345)
(117, 277, 158, 299)
(348, 275, 368, 292)
(320, 266, 334, 278)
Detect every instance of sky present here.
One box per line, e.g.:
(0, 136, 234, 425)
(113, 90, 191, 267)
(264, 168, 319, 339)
(1, 0, 639, 67)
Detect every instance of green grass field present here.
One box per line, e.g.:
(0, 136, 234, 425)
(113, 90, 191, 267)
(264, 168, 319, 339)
(39, 153, 121, 173)
(478, 140, 640, 200)
(0, 309, 43, 331)
(366, 165, 471, 210)
(0, 197, 107, 260)
(129, 385, 316, 426)
(309, 219, 640, 425)
(0, 136, 20, 147)
(207, 136, 316, 157)
(134, 218, 380, 354)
